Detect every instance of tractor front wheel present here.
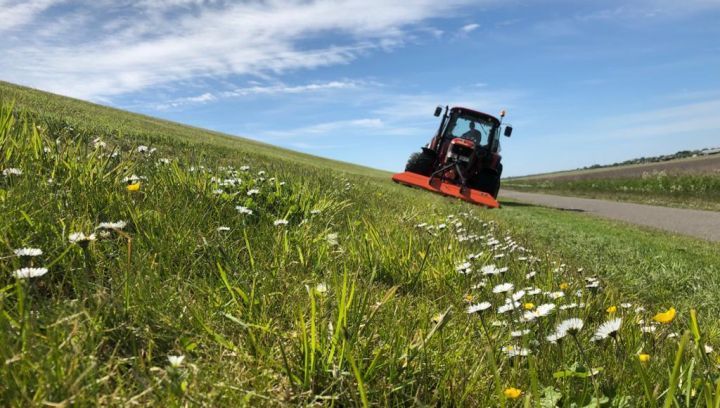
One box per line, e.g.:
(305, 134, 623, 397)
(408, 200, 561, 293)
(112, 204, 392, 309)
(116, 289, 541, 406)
(469, 165, 502, 198)
(405, 149, 436, 176)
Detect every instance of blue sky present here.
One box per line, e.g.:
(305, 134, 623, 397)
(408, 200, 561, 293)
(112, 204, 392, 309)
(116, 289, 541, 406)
(1, 0, 719, 176)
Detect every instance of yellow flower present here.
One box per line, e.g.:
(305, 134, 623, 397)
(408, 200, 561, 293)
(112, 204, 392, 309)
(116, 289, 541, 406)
(523, 302, 535, 310)
(127, 182, 141, 192)
(464, 294, 474, 303)
(503, 387, 522, 399)
(559, 282, 569, 290)
(606, 305, 617, 314)
(653, 307, 676, 324)
(638, 353, 650, 363)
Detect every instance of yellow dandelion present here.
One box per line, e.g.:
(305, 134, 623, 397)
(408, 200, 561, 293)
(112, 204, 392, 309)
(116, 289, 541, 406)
(464, 294, 474, 303)
(503, 387, 522, 399)
(127, 182, 141, 192)
(606, 305, 617, 314)
(523, 302, 535, 310)
(559, 282, 569, 290)
(638, 353, 650, 363)
(652, 307, 676, 324)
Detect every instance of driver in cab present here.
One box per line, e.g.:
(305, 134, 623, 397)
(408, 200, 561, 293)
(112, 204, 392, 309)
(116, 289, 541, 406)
(462, 121, 482, 144)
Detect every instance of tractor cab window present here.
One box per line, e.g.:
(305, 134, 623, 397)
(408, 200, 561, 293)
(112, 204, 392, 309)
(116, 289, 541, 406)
(445, 114, 495, 146)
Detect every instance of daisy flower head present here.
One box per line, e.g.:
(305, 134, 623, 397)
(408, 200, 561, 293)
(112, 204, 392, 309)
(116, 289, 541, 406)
(235, 206, 253, 215)
(246, 188, 260, 196)
(167, 355, 185, 368)
(2, 168, 22, 176)
(511, 329, 531, 338)
(546, 331, 566, 343)
(456, 262, 472, 275)
(12, 267, 48, 279)
(466, 302, 492, 314)
(14, 247, 43, 257)
(96, 221, 127, 230)
(493, 282, 514, 294)
(556, 318, 584, 336)
(68, 232, 96, 245)
(481, 264, 501, 275)
(273, 219, 289, 227)
(640, 325, 657, 334)
(591, 318, 622, 341)
(502, 345, 530, 358)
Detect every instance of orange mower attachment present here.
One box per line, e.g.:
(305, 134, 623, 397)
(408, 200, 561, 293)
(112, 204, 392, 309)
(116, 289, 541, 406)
(392, 171, 500, 208)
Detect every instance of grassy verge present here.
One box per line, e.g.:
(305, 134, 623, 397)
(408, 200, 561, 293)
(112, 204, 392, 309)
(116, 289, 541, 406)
(2, 82, 720, 406)
(504, 174, 720, 211)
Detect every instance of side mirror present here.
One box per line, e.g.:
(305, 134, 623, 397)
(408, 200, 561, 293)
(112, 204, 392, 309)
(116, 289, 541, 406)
(434, 106, 443, 117)
(504, 126, 513, 137)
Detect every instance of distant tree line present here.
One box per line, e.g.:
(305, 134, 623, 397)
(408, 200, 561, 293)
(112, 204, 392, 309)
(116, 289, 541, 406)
(582, 147, 720, 171)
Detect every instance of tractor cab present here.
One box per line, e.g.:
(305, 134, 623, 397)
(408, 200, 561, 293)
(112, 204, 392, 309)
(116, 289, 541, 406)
(392, 105, 513, 208)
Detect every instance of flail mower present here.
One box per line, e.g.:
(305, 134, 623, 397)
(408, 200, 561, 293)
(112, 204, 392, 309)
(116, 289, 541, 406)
(392, 105, 512, 208)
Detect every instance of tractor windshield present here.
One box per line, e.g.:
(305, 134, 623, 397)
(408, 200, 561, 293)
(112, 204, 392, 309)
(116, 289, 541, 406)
(444, 113, 497, 146)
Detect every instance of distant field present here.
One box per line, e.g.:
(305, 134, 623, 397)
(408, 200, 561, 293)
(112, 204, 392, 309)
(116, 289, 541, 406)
(513, 154, 720, 182)
(505, 154, 720, 211)
(3, 81, 720, 406)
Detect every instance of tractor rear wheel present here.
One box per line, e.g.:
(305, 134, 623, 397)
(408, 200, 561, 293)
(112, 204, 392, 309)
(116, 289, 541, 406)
(405, 149, 436, 176)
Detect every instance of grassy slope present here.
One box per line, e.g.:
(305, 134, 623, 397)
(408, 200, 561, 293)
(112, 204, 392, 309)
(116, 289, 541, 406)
(2, 81, 720, 406)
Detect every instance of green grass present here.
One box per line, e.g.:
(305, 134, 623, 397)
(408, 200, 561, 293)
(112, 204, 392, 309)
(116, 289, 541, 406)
(2, 81, 720, 406)
(504, 173, 720, 211)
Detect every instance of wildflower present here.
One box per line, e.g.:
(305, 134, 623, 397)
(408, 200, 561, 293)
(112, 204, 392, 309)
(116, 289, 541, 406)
(523, 302, 535, 310)
(511, 329, 530, 337)
(240, 165, 250, 171)
(127, 182, 141, 192)
(559, 282, 569, 290)
(498, 301, 520, 314)
(68, 232, 96, 244)
(503, 387, 522, 399)
(547, 291, 565, 299)
(14, 248, 43, 257)
(466, 302, 492, 314)
(456, 262, 472, 274)
(621, 302, 633, 308)
(481, 265, 506, 275)
(217, 226, 231, 232)
(502, 345, 530, 358)
(606, 305, 617, 314)
(560, 303, 579, 310)
(652, 307, 676, 324)
(247, 188, 260, 196)
(235, 206, 253, 215)
(493, 283, 514, 294)
(310, 209, 322, 215)
(273, 219, 289, 226)
(167, 355, 185, 368)
(640, 325, 657, 334)
(525, 271, 536, 279)
(463, 294, 474, 303)
(705, 344, 714, 354)
(591, 318, 622, 341)
(2, 168, 22, 176)
(511, 290, 525, 301)
(315, 283, 328, 294)
(326, 233, 339, 246)
(12, 267, 48, 279)
(137, 145, 150, 153)
(522, 303, 556, 322)
(556, 318, 584, 336)
(638, 353, 650, 363)
(96, 221, 127, 230)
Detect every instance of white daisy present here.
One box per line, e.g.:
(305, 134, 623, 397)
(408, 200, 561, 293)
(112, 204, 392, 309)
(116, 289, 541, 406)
(167, 355, 185, 367)
(68, 232, 96, 244)
(493, 283, 514, 294)
(2, 168, 23, 176)
(511, 329, 531, 337)
(546, 332, 565, 343)
(591, 318, 622, 341)
(547, 291, 565, 300)
(560, 303, 579, 310)
(502, 345, 530, 358)
(481, 265, 501, 275)
(14, 247, 43, 257)
(640, 325, 657, 334)
(235, 206, 253, 215)
(522, 303, 555, 321)
(273, 219, 289, 226)
(246, 188, 260, 196)
(498, 302, 520, 314)
(217, 226, 231, 232)
(466, 302, 492, 314)
(525, 271, 536, 279)
(705, 344, 714, 354)
(12, 267, 48, 279)
(310, 209, 322, 215)
(511, 290, 526, 301)
(96, 221, 127, 230)
(315, 283, 328, 294)
(456, 262, 472, 275)
(556, 318, 584, 336)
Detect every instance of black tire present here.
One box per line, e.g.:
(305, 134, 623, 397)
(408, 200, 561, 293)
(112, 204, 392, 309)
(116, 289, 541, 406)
(405, 149, 436, 176)
(469, 164, 502, 198)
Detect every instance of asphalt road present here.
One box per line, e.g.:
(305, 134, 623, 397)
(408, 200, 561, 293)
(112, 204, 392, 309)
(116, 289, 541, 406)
(500, 190, 720, 243)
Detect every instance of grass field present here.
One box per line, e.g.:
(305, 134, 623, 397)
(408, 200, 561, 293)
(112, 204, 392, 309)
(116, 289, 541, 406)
(504, 172, 720, 211)
(3, 81, 720, 406)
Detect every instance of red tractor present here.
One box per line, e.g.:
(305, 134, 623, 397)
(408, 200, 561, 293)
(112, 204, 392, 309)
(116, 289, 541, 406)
(392, 105, 512, 208)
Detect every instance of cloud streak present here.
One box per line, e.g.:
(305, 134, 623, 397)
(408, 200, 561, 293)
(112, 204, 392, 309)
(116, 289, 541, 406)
(0, 0, 485, 100)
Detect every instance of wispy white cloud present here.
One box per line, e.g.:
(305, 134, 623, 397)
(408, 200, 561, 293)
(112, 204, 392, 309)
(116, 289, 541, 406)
(264, 118, 384, 140)
(0, 0, 61, 32)
(0, 0, 487, 100)
(460, 23, 480, 33)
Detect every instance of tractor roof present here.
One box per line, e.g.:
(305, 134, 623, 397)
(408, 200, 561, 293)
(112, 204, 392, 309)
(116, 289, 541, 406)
(451, 106, 500, 124)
